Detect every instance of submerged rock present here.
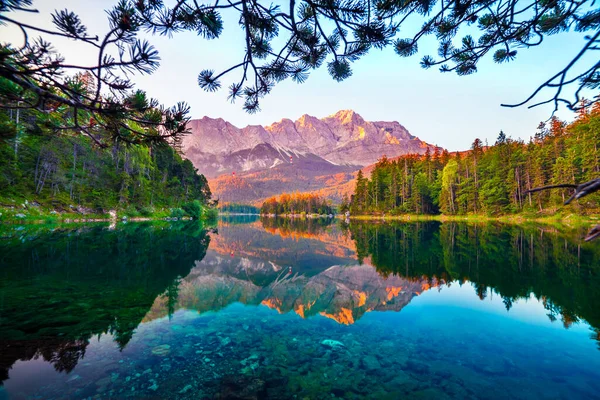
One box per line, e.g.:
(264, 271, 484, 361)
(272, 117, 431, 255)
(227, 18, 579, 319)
(179, 384, 193, 394)
(388, 371, 411, 386)
(95, 376, 112, 389)
(66, 374, 81, 383)
(240, 354, 260, 375)
(405, 360, 429, 374)
(361, 355, 381, 371)
(217, 376, 266, 400)
(240, 354, 259, 366)
(321, 339, 345, 349)
(151, 344, 171, 356)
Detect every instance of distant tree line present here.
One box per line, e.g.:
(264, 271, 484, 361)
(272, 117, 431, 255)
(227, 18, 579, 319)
(261, 193, 334, 215)
(350, 102, 600, 216)
(220, 203, 260, 214)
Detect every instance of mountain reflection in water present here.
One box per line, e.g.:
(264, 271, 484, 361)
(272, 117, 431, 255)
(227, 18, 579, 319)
(1, 217, 600, 399)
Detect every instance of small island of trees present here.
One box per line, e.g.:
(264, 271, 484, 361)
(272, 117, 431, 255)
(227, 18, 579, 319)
(260, 193, 334, 216)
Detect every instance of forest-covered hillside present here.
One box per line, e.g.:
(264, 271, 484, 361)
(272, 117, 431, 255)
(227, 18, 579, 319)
(0, 97, 213, 219)
(348, 104, 600, 216)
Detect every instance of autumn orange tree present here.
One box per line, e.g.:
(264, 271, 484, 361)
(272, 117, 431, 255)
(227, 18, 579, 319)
(260, 192, 333, 215)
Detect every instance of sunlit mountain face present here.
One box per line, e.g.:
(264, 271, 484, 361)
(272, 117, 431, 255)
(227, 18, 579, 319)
(3, 218, 600, 399)
(183, 110, 441, 204)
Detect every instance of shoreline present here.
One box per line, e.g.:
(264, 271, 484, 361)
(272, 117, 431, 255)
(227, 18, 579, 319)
(0, 215, 199, 226)
(0, 206, 216, 226)
(344, 213, 599, 227)
(1, 205, 597, 228)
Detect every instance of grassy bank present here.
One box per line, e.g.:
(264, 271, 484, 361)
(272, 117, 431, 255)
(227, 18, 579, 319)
(0, 201, 218, 225)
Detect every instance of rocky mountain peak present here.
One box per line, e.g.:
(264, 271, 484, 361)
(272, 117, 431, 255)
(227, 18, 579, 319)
(296, 114, 322, 128)
(327, 109, 364, 125)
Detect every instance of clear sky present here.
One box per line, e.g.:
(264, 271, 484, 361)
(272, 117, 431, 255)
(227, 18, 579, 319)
(1, 0, 592, 151)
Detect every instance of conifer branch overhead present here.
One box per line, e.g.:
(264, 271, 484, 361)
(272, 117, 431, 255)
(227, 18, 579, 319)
(525, 178, 600, 204)
(525, 178, 600, 241)
(133, 0, 600, 112)
(0, 0, 191, 146)
(2, 0, 599, 115)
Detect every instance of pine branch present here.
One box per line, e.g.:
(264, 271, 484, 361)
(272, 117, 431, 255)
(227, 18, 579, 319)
(526, 178, 600, 241)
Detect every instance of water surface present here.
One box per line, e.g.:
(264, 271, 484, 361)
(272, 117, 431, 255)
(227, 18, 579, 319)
(1, 218, 600, 399)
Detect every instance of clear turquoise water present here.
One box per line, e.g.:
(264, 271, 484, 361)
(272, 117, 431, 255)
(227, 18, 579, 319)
(1, 218, 600, 399)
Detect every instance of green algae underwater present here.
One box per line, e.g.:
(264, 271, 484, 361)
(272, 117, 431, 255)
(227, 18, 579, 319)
(1, 217, 600, 399)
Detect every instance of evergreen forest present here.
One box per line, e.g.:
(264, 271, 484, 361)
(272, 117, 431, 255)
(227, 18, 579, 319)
(349, 104, 600, 216)
(0, 99, 213, 220)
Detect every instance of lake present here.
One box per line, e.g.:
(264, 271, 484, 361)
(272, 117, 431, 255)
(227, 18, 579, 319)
(1, 217, 600, 399)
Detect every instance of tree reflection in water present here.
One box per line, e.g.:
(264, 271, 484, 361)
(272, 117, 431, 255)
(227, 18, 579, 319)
(0, 222, 211, 382)
(344, 220, 600, 345)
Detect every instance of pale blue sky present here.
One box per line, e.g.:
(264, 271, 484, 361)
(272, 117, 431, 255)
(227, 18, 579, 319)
(2, 0, 592, 151)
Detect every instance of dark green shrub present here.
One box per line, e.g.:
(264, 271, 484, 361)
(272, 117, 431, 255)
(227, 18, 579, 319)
(139, 206, 154, 217)
(182, 200, 202, 219)
(170, 208, 185, 218)
(203, 207, 218, 220)
(124, 205, 140, 217)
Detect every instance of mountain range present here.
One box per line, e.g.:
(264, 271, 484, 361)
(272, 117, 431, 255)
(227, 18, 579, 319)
(181, 110, 439, 204)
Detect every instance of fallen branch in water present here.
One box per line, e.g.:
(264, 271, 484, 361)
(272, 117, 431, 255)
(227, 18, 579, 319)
(525, 178, 600, 241)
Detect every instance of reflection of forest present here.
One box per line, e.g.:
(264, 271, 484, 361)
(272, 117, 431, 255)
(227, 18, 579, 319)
(219, 214, 260, 225)
(346, 221, 600, 340)
(0, 223, 211, 383)
(260, 216, 335, 240)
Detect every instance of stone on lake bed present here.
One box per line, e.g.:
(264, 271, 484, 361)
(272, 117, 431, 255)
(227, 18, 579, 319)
(362, 355, 381, 371)
(179, 384, 193, 394)
(220, 337, 232, 346)
(95, 376, 112, 387)
(151, 344, 171, 356)
(389, 371, 411, 386)
(66, 374, 81, 383)
(321, 339, 345, 348)
(241, 354, 259, 366)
